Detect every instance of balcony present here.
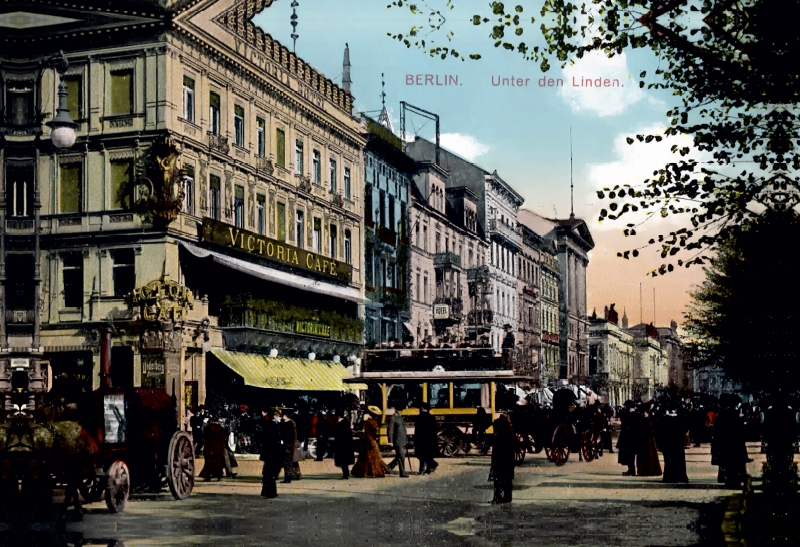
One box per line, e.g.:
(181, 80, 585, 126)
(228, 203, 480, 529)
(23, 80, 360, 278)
(378, 227, 396, 246)
(207, 132, 230, 155)
(467, 309, 494, 326)
(434, 252, 461, 269)
(256, 155, 274, 176)
(5, 309, 35, 325)
(379, 286, 408, 310)
(488, 218, 522, 248)
(467, 265, 490, 282)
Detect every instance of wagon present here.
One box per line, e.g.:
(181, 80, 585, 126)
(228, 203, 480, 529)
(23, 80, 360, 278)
(76, 387, 195, 512)
(542, 389, 602, 467)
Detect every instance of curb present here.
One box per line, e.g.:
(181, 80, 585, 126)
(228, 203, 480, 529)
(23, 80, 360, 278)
(722, 493, 743, 546)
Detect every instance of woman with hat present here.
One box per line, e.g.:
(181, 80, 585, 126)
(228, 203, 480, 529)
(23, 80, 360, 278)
(351, 405, 390, 478)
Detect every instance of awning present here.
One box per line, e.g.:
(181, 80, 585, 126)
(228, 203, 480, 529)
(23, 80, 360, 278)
(179, 241, 364, 303)
(210, 348, 367, 391)
(402, 322, 414, 335)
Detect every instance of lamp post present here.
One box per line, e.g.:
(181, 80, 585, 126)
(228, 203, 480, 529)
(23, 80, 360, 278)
(47, 69, 77, 149)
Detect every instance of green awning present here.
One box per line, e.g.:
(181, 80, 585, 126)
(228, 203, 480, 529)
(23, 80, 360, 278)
(210, 349, 366, 391)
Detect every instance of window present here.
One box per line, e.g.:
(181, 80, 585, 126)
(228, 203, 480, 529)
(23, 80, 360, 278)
(234, 185, 245, 228)
(344, 229, 352, 264)
(364, 185, 373, 223)
(295, 140, 304, 174)
(65, 76, 82, 122)
(62, 253, 83, 308)
(429, 383, 450, 409)
(387, 383, 422, 410)
(423, 275, 428, 303)
(276, 128, 286, 167)
(6, 83, 34, 126)
(257, 118, 266, 156)
(182, 76, 195, 122)
(329, 158, 337, 192)
(329, 224, 337, 258)
(435, 232, 441, 253)
(109, 70, 133, 115)
(210, 175, 221, 220)
(257, 194, 266, 234)
(209, 92, 221, 135)
(453, 382, 482, 407)
(423, 225, 428, 251)
(110, 160, 131, 209)
(379, 190, 386, 226)
(296, 210, 304, 248)
(234, 105, 245, 147)
(416, 273, 421, 300)
(182, 164, 195, 215)
(7, 165, 33, 217)
(111, 249, 135, 298)
(60, 163, 81, 213)
(313, 218, 322, 253)
(389, 195, 396, 232)
(344, 167, 351, 199)
(313, 149, 321, 184)
(276, 201, 286, 242)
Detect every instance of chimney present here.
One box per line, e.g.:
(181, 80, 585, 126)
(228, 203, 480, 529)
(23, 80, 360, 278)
(342, 43, 351, 94)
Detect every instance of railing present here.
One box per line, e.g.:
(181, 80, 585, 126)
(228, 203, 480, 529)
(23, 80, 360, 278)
(542, 331, 559, 345)
(488, 218, 522, 246)
(379, 286, 408, 309)
(331, 192, 344, 209)
(467, 265, 490, 281)
(208, 132, 230, 155)
(256, 155, 274, 175)
(467, 309, 494, 326)
(362, 347, 507, 372)
(5, 309, 35, 324)
(5, 218, 34, 230)
(378, 227, 396, 246)
(433, 252, 461, 269)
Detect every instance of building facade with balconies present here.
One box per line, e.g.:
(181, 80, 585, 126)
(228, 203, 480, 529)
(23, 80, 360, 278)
(1, 0, 365, 412)
(362, 114, 414, 346)
(516, 224, 542, 379)
(588, 308, 635, 407)
(408, 160, 485, 345)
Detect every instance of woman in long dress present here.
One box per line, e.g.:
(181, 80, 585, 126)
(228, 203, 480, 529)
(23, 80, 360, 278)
(351, 407, 390, 478)
(199, 418, 227, 481)
(636, 404, 663, 477)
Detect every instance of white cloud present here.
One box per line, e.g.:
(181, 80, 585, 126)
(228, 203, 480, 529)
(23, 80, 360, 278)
(440, 133, 489, 161)
(559, 51, 648, 117)
(585, 124, 712, 232)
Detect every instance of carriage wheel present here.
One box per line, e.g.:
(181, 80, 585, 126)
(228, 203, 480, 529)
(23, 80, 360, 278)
(79, 475, 104, 503)
(167, 431, 195, 501)
(580, 431, 595, 462)
(104, 461, 130, 513)
(550, 425, 570, 467)
(439, 434, 457, 458)
(514, 433, 526, 463)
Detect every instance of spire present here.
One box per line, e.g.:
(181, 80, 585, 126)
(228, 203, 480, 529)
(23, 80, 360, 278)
(622, 307, 629, 329)
(569, 126, 575, 219)
(290, 1, 299, 52)
(378, 73, 394, 132)
(342, 42, 351, 94)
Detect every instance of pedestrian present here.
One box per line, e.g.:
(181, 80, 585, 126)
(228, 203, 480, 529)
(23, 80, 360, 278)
(219, 417, 238, 478)
(490, 413, 517, 503)
(333, 410, 355, 479)
(712, 394, 749, 488)
(279, 409, 301, 483)
(199, 414, 227, 481)
(387, 403, 410, 478)
(616, 401, 637, 476)
(259, 408, 283, 498)
(414, 402, 439, 475)
(190, 405, 206, 458)
(636, 403, 663, 477)
(315, 408, 329, 461)
(473, 407, 491, 452)
(659, 404, 689, 483)
(351, 406, 390, 478)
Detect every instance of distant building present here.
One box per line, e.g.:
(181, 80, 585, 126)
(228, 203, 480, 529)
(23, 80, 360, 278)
(657, 321, 692, 390)
(588, 308, 634, 407)
(516, 224, 542, 379)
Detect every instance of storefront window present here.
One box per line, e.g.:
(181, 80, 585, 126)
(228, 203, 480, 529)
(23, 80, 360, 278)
(429, 383, 450, 409)
(452, 382, 481, 408)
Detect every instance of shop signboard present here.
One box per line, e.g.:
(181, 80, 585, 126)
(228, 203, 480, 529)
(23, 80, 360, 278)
(433, 304, 450, 320)
(201, 218, 352, 283)
(141, 354, 166, 389)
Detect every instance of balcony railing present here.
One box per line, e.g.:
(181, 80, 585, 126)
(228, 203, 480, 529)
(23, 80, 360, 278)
(256, 155, 274, 175)
(378, 227, 396, 246)
(488, 218, 522, 247)
(467, 309, 494, 326)
(208, 132, 230, 155)
(433, 252, 461, 269)
(467, 265, 490, 281)
(5, 309, 35, 324)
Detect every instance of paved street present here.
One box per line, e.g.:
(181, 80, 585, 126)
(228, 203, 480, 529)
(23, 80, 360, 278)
(67, 441, 764, 547)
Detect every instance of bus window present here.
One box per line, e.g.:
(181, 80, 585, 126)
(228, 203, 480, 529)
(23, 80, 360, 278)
(429, 383, 450, 408)
(453, 382, 482, 408)
(387, 383, 422, 409)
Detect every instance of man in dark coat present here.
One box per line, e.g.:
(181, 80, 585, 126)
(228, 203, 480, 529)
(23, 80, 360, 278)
(279, 410, 299, 483)
(387, 405, 410, 477)
(414, 402, 439, 474)
(491, 413, 517, 503)
(616, 401, 638, 475)
(314, 409, 329, 461)
(333, 410, 355, 479)
(713, 394, 749, 487)
(259, 409, 283, 498)
(659, 405, 689, 483)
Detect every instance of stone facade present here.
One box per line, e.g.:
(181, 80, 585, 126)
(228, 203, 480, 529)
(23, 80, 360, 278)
(588, 314, 634, 407)
(516, 224, 542, 380)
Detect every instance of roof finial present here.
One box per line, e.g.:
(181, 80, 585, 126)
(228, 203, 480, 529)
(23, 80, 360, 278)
(570, 126, 575, 219)
(378, 73, 393, 132)
(290, 1, 299, 52)
(342, 43, 352, 94)
(381, 73, 386, 108)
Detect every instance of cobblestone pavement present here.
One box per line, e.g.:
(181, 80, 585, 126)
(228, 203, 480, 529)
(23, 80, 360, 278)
(69, 442, 763, 547)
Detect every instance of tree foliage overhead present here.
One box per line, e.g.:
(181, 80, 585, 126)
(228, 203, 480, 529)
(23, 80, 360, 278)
(387, 0, 800, 275)
(684, 208, 800, 394)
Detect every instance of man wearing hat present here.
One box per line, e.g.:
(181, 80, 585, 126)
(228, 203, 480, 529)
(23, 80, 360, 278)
(279, 408, 301, 483)
(387, 401, 410, 478)
(414, 402, 439, 475)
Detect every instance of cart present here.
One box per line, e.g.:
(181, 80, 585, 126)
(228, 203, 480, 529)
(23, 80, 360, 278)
(76, 387, 195, 513)
(542, 389, 601, 467)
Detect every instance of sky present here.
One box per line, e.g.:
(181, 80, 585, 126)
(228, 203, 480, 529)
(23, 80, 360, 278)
(253, 0, 707, 329)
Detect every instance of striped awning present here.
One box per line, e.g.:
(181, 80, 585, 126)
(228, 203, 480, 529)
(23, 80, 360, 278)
(210, 349, 367, 391)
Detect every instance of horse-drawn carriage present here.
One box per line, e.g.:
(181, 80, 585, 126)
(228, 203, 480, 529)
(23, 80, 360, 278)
(74, 386, 195, 512)
(540, 389, 605, 466)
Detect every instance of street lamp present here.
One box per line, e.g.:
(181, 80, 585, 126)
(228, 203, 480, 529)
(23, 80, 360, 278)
(46, 56, 76, 150)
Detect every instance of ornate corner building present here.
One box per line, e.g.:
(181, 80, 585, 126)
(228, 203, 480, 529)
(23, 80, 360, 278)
(0, 0, 366, 412)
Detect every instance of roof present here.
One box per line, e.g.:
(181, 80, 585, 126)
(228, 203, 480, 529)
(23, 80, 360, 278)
(211, 349, 367, 391)
(517, 207, 595, 251)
